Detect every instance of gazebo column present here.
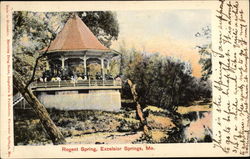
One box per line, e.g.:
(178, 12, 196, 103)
(107, 60, 110, 73)
(60, 57, 65, 69)
(101, 58, 105, 81)
(80, 56, 88, 80)
(45, 60, 50, 71)
(84, 55, 87, 74)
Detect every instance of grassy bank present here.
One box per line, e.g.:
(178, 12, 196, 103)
(14, 99, 212, 145)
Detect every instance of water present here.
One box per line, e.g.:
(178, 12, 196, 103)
(182, 111, 212, 142)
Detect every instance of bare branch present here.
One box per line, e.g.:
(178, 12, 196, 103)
(25, 26, 60, 90)
(24, 40, 51, 89)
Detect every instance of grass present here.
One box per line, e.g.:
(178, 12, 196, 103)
(144, 105, 167, 113)
(176, 100, 212, 114)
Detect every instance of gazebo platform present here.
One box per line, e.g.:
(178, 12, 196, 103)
(31, 80, 122, 111)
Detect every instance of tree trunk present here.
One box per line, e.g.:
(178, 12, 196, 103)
(127, 79, 149, 136)
(13, 71, 66, 145)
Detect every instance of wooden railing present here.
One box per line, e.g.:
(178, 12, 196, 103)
(13, 92, 24, 106)
(30, 79, 122, 89)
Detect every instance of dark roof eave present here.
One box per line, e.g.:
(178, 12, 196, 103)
(44, 48, 120, 57)
(46, 48, 110, 53)
(111, 49, 121, 56)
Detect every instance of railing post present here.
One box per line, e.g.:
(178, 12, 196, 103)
(88, 77, 90, 86)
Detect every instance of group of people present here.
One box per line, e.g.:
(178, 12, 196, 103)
(37, 70, 119, 83)
(38, 76, 61, 82)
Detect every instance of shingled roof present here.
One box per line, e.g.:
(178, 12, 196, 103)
(46, 14, 110, 53)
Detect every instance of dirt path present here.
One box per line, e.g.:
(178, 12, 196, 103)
(65, 131, 143, 144)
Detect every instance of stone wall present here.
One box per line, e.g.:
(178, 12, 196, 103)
(37, 90, 121, 111)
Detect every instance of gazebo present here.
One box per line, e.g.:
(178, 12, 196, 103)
(44, 14, 119, 81)
(31, 14, 122, 111)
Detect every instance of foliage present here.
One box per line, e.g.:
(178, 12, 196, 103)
(14, 119, 51, 145)
(119, 46, 212, 112)
(78, 11, 119, 47)
(197, 44, 212, 80)
(13, 12, 57, 84)
(195, 26, 212, 80)
(87, 63, 101, 79)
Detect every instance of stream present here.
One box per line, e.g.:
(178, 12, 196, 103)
(182, 111, 212, 142)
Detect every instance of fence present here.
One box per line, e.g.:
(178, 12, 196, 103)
(30, 79, 122, 89)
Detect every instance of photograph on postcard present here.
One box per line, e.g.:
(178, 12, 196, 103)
(12, 9, 213, 146)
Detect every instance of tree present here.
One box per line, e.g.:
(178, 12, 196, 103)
(127, 79, 149, 136)
(13, 11, 119, 144)
(121, 48, 196, 111)
(119, 43, 213, 110)
(13, 11, 66, 145)
(78, 11, 119, 48)
(13, 71, 66, 144)
(195, 26, 212, 80)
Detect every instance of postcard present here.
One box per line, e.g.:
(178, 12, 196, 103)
(0, 0, 249, 158)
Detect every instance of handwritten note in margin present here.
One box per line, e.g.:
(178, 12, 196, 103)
(212, 0, 249, 156)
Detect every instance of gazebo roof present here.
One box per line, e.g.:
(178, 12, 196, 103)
(45, 14, 110, 53)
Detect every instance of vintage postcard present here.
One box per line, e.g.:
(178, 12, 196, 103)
(0, 0, 249, 158)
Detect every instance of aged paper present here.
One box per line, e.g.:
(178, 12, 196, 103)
(1, 0, 249, 158)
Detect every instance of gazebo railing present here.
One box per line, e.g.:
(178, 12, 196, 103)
(30, 79, 122, 89)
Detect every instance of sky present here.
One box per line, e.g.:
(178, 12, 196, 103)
(111, 10, 211, 77)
